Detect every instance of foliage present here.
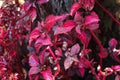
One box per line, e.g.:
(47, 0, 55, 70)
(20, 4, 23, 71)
(0, 0, 120, 80)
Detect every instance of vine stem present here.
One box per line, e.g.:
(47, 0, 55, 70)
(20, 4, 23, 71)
(89, 29, 103, 67)
(89, 29, 103, 49)
(95, 0, 120, 26)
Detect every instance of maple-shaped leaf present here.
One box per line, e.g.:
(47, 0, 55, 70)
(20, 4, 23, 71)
(29, 7, 37, 22)
(29, 66, 41, 75)
(29, 27, 41, 45)
(37, 0, 49, 5)
(41, 67, 54, 80)
(64, 56, 73, 70)
(109, 38, 118, 49)
(29, 54, 39, 67)
(70, 43, 80, 56)
(85, 12, 100, 30)
(54, 20, 76, 35)
(70, 2, 82, 16)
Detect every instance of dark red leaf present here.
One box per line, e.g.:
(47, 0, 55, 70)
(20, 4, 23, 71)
(70, 2, 82, 16)
(79, 68, 85, 77)
(29, 54, 39, 67)
(99, 48, 108, 58)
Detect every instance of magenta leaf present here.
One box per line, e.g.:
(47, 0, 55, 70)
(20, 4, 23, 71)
(41, 67, 54, 80)
(64, 20, 76, 28)
(34, 34, 52, 52)
(29, 54, 39, 67)
(70, 2, 82, 16)
(98, 48, 108, 58)
(44, 14, 66, 31)
(79, 68, 85, 77)
(54, 20, 76, 35)
(109, 38, 118, 49)
(29, 27, 41, 45)
(76, 26, 87, 45)
(37, 0, 49, 5)
(74, 12, 83, 22)
(64, 56, 73, 70)
(29, 66, 41, 75)
(85, 12, 100, 30)
(70, 43, 80, 56)
(112, 65, 120, 71)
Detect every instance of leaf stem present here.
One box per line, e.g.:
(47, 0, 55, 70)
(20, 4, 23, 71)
(89, 29, 103, 49)
(95, 0, 120, 26)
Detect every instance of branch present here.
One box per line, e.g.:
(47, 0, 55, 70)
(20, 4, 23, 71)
(95, 0, 120, 26)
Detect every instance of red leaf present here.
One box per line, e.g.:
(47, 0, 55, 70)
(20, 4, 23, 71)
(34, 34, 52, 52)
(85, 12, 99, 25)
(74, 12, 83, 22)
(29, 66, 41, 75)
(79, 68, 85, 77)
(112, 65, 120, 71)
(37, 0, 49, 5)
(54, 20, 76, 35)
(109, 38, 118, 49)
(70, 2, 82, 16)
(41, 67, 54, 80)
(44, 15, 61, 31)
(63, 20, 76, 28)
(70, 43, 80, 56)
(76, 26, 87, 45)
(64, 56, 73, 70)
(98, 48, 108, 58)
(29, 54, 39, 67)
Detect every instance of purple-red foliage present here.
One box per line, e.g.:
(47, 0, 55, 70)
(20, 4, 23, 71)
(0, 0, 119, 80)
